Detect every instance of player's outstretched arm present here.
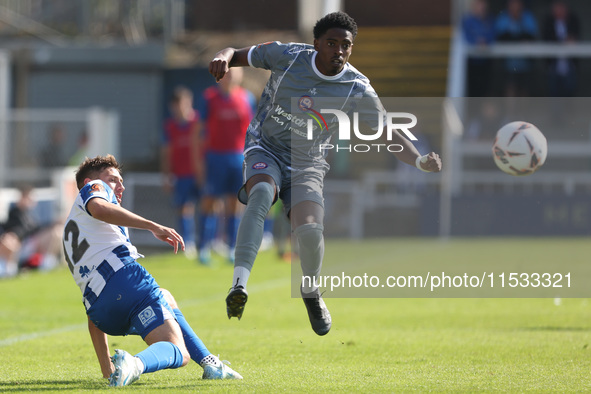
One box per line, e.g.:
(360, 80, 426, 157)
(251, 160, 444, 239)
(209, 47, 250, 82)
(87, 197, 185, 253)
(88, 317, 114, 379)
(389, 128, 442, 173)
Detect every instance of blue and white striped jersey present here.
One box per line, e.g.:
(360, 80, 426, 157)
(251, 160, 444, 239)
(63, 179, 142, 310)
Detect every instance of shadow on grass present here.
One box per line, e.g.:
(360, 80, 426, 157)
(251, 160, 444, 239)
(0, 379, 241, 392)
(0, 379, 107, 391)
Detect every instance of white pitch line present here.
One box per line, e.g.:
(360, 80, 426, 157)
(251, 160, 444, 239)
(0, 277, 291, 347)
(0, 323, 86, 347)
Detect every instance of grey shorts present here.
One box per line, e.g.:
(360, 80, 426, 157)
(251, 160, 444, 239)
(238, 148, 326, 215)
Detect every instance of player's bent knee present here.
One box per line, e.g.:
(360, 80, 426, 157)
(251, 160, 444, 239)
(247, 182, 275, 212)
(169, 337, 190, 367)
(159, 288, 178, 309)
(294, 223, 324, 249)
(180, 348, 191, 367)
(165, 341, 190, 368)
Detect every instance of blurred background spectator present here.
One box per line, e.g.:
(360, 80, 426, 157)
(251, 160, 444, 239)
(462, 0, 495, 97)
(39, 123, 68, 168)
(68, 130, 90, 167)
(495, 0, 539, 96)
(542, 0, 581, 97)
(0, 185, 62, 278)
(0, 231, 20, 278)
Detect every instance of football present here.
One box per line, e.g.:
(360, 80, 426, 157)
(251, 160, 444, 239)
(492, 121, 547, 176)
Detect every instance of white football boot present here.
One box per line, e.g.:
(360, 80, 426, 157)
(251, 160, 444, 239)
(201, 355, 243, 380)
(108, 349, 143, 387)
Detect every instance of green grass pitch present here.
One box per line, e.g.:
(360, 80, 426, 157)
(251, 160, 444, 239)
(0, 238, 590, 392)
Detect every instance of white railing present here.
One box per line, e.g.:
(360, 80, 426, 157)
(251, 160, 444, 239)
(466, 43, 591, 58)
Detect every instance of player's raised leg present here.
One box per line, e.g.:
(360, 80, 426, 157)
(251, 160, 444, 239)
(291, 200, 331, 336)
(106, 280, 190, 386)
(159, 289, 242, 379)
(227, 173, 276, 319)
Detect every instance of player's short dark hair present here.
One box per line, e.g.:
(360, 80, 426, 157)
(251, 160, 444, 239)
(313, 11, 358, 40)
(170, 86, 193, 103)
(75, 154, 122, 190)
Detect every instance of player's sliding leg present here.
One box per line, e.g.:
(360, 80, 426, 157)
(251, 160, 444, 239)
(159, 289, 210, 362)
(109, 319, 189, 387)
(160, 289, 242, 379)
(110, 290, 242, 386)
(227, 178, 276, 319)
(291, 201, 332, 336)
(109, 349, 147, 387)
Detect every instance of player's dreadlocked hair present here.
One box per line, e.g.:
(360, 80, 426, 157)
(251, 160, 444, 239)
(313, 11, 358, 40)
(75, 154, 122, 190)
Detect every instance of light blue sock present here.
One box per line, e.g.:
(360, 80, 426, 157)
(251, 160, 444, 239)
(173, 308, 210, 363)
(135, 341, 183, 373)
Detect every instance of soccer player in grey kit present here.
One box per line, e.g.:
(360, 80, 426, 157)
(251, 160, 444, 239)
(209, 12, 442, 335)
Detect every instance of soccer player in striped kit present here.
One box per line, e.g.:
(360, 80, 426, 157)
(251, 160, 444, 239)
(63, 155, 241, 386)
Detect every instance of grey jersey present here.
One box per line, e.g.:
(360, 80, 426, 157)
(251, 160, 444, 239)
(246, 41, 384, 168)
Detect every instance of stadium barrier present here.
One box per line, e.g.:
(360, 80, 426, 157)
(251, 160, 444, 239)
(0, 107, 119, 188)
